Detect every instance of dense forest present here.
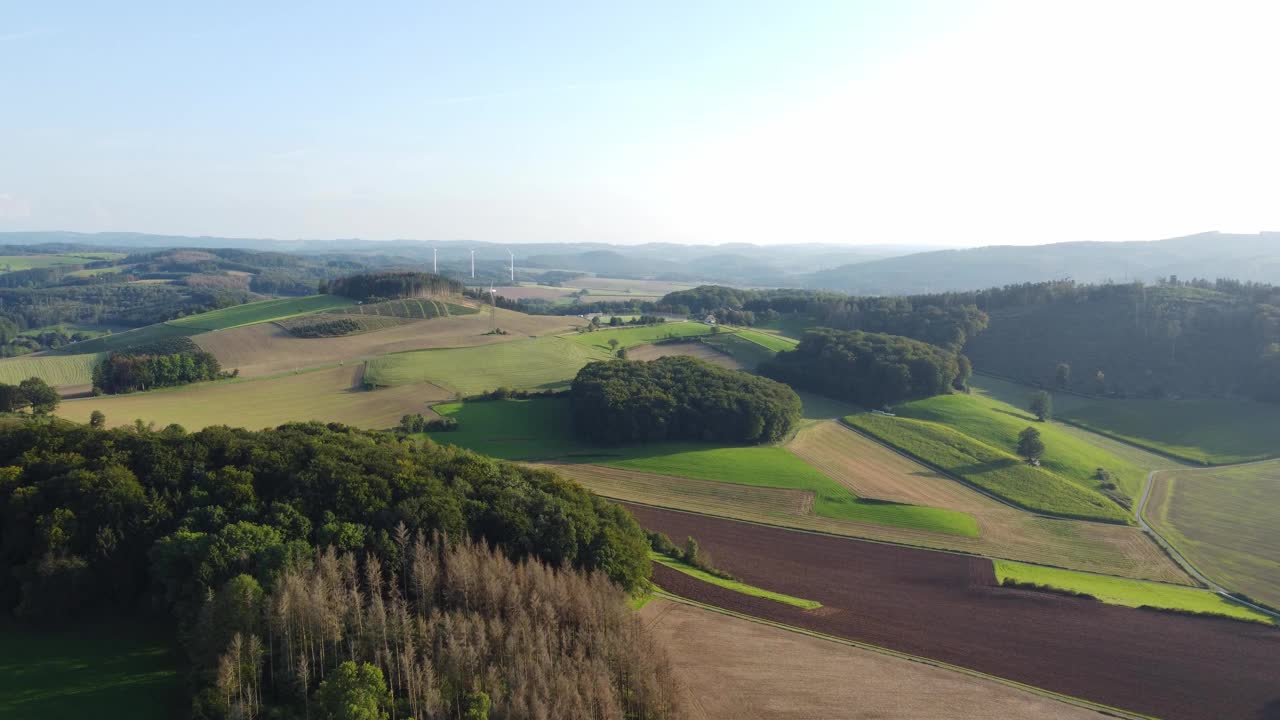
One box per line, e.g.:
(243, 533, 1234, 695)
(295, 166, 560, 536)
(761, 328, 964, 408)
(91, 337, 227, 394)
(322, 271, 465, 302)
(571, 356, 802, 445)
(0, 420, 669, 719)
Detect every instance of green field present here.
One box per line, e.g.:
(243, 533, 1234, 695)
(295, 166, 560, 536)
(427, 398, 979, 537)
(0, 253, 124, 272)
(896, 391, 1147, 501)
(365, 336, 609, 394)
(701, 333, 778, 369)
(166, 294, 356, 331)
(51, 324, 201, 355)
(333, 298, 477, 319)
(993, 560, 1273, 624)
(1147, 462, 1280, 611)
(651, 553, 822, 609)
(0, 618, 183, 719)
(846, 412, 1130, 523)
(0, 352, 106, 387)
(566, 323, 715, 353)
(973, 375, 1280, 465)
(734, 328, 799, 352)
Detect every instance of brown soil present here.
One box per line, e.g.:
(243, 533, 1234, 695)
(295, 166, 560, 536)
(630, 504, 1280, 720)
(626, 342, 743, 369)
(643, 598, 1105, 720)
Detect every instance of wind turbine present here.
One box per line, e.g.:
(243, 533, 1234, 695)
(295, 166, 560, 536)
(470, 250, 475, 279)
(432, 248, 437, 274)
(508, 250, 514, 284)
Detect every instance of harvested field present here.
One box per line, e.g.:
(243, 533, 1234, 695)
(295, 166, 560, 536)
(1147, 461, 1280, 610)
(55, 365, 452, 430)
(643, 599, 1106, 720)
(557, 460, 1189, 583)
(571, 277, 694, 294)
(632, 506, 1280, 720)
(492, 285, 576, 300)
(194, 309, 576, 378)
(626, 342, 742, 369)
(363, 336, 607, 395)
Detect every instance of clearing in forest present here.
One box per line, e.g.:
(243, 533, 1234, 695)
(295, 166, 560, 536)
(1146, 460, 1280, 610)
(56, 365, 452, 431)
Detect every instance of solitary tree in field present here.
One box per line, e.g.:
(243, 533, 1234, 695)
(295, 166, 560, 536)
(608, 338, 620, 352)
(1055, 363, 1071, 389)
(1018, 427, 1046, 465)
(89, 410, 106, 428)
(1029, 391, 1052, 422)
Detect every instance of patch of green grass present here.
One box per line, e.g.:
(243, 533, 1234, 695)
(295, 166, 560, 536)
(565, 323, 714, 353)
(896, 391, 1146, 501)
(651, 552, 822, 609)
(0, 253, 123, 272)
(972, 375, 1280, 465)
(993, 560, 1273, 624)
(366, 336, 609, 395)
(846, 412, 1130, 523)
(0, 617, 183, 719)
(166, 294, 356, 331)
(0, 352, 106, 386)
(700, 333, 777, 369)
(51, 324, 201, 355)
(428, 398, 979, 537)
(734, 328, 799, 352)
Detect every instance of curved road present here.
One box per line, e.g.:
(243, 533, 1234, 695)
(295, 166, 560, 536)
(1136, 464, 1280, 620)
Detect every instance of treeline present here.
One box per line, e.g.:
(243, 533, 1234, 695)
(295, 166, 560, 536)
(571, 356, 801, 444)
(0, 420, 663, 718)
(0, 283, 253, 330)
(323, 271, 465, 302)
(655, 286, 988, 350)
(91, 337, 227, 393)
(761, 328, 965, 407)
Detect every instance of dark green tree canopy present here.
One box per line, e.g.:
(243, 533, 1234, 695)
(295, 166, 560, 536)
(321, 271, 463, 302)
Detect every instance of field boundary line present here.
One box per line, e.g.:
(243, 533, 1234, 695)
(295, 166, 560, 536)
(651, 591, 1158, 720)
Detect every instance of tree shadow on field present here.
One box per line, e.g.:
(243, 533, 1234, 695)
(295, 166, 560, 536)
(993, 407, 1038, 423)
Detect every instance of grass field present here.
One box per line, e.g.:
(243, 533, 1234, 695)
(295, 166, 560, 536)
(993, 561, 1273, 624)
(733, 328, 798, 352)
(565, 322, 714, 353)
(0, 352, 105, 387)
(365, 335, 609, 394)
(650, 553, 822, 609)
(569, 277, 695, 295)
(0, 253, 124, 272)
(0, 618, 182, 719)
(56, 365, 452, 430)
(52, 324, 201, 355)
(700, 333, 778, 369)
(166, 294, 356, 331)
(333, 298, 477, 319)
(846, 413, 1130, 523)
(897, 391, 1147, 501)
(973, 375, 1280, 465)
(1146, 461, 1280, 610)
(428, 398, 979, 537)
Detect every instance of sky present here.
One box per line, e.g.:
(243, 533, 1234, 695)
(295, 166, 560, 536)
(1, 0, 1278, 247)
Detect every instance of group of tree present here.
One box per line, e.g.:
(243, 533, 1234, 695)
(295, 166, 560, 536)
(571, 356, 802, 445)
(397, 413, 459, 433)
(0, 317, 97, 357)
(92, 338, 228, 394)
(760, 328, 967, 408)
(0, 376, 59, 414)
(281, 315, 366, 338)
(0, 419, 669, 719)
(322, 271, 465, 302)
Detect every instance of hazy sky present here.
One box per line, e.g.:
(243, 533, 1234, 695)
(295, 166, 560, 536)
(2, 1, 1277, 246)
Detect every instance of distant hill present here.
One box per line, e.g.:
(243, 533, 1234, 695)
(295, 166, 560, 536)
(801, 233, 1280, 294)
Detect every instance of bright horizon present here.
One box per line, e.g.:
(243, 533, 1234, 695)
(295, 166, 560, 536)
(2, 1, 1278, 247)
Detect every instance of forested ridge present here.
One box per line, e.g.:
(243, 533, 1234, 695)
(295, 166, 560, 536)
(571, 356, 802, 445)
(322, 271, 465, 302)
(0, 420, 671, 719)
(761, 328, 965, 408)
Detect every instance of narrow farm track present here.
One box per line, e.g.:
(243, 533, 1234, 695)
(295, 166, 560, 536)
(630, 504, 1280, 720)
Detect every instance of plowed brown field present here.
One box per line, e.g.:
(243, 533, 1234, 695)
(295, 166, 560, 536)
(631, 504, 1280, 720)
(625, 342, 743, 369)
(194, 309, 576, 378)
(643, 599, 1106, 720)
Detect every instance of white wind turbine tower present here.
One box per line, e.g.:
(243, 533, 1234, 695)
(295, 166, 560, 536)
(470, 250, 475, 279)
(432, 248, 437, 274)
(508, 250, 514, 284)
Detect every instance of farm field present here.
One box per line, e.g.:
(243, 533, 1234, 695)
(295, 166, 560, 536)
(1146, 461, 1280, 610)
(847, 413, 1130, 523)
(733, 328, 798, 352)
(626, 341, 742, 369)
(364, 335, 608, 394)
(492, 285, 576, 300)
(896, 391, 1147, 500)
(650, 554, 821, 609)
(0, 351, 105, 387)
(972, 375, 1280, 465)
(53, 323, 200, 355)
(700, 333, 779, 369)
(276, 313, 412, 336)
(631, 505, 1280, 720)
(570, 277, 695, 295)
(0, 253, 123, 272)
(194, 308, 576, 378)
(332, 298, 477, 319)
(992, 560, 1272, 624)
(165, 294, 355, 330)
(565, 322, 714, 353)
(0, 618, 182, 719)
(642, 600, 1105, 720)
(56, 365, 451, 430)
